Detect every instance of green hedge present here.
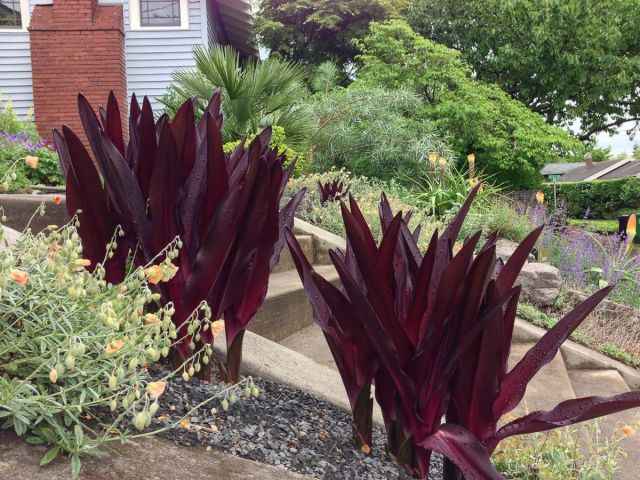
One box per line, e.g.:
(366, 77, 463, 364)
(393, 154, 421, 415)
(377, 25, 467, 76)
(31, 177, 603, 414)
(541, 177, 640, 219)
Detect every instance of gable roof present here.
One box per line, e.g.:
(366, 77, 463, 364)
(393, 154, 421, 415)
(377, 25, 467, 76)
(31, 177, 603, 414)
(210, 0, 257, 57)
(561, 157, 639, 182)
(541, 162, 585, 176)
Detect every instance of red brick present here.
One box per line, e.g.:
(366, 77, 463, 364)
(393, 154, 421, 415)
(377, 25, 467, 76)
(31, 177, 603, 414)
(28, 0, 127, 143)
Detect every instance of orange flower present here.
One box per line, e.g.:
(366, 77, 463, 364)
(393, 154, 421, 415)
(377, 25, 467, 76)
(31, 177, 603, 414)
(105, 339, 125, 354)
(75, 258, 91, 267)
(144, 265, 163, 284)
(9, 268, 28, 285)
(467, 153, 475, 164)
(211, 320, 225, 338)
(535, 191, 544, 205)
(52, 195, 62, 205)
(360, 444, 371, 454)
(146, 381, 166, 399)
(25, 155, 38, 169)
(144, 313, 161, 325)
(180, 418, 191, 430)
(621, 425, 636, 436)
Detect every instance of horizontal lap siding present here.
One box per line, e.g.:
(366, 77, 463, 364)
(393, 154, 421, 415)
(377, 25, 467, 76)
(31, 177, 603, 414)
(0, 0, 36, 118)
(124, 0, 205, 112)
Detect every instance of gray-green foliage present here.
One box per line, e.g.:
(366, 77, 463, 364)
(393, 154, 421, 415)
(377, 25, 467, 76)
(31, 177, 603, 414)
(159, 45, 312, 149)
(307, 84, 454, 180)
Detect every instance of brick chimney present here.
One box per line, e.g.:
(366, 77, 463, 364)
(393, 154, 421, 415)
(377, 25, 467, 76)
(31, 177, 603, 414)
(28, 0, 126, 142)
(585, 152, 594, 169)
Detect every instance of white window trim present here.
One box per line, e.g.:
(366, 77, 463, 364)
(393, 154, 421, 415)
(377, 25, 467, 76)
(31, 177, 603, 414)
(0, 0, 30, 33)
(129, 0, 189, 31)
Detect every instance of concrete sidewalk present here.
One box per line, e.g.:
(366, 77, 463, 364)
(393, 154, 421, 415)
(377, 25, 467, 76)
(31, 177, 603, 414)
(0, 430, 308, 480)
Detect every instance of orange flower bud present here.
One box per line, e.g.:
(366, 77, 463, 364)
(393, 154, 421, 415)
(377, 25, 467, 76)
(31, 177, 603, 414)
(9, 268, 28, 286)
(52, 195, 62, 205)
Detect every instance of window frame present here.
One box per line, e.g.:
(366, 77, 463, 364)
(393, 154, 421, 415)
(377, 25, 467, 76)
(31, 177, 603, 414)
(130, 0, 189, 31)
(0, 0, 29, 33)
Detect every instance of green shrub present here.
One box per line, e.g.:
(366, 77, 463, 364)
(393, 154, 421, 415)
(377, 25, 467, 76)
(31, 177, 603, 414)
(223, 125, 307, 177)
(0, 219, 245, 478)
(286, 168, 436, 241)
(0, 95, 64, 190)
(458, 196, 537, 243)
(493, 418, 633, 479)
(354, 20, 585, 189)
(306, 85, 454, 182)
(541, 178, 640, 219)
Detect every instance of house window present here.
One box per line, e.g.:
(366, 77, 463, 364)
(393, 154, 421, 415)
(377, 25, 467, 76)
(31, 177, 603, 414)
(0, 0, 22, 29)
(139, 0, 181, 27)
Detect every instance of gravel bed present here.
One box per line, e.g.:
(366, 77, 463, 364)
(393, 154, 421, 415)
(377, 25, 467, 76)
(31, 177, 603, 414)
(139, 364, 443, 479)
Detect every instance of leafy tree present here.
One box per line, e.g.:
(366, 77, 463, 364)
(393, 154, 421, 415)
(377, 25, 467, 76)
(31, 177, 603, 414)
(355, 20, 585, 189)
(255, 0, 410, 69)
(159, 45, 311, 148)
(408, 0, 640, 141)
(633, 144, 640, 160)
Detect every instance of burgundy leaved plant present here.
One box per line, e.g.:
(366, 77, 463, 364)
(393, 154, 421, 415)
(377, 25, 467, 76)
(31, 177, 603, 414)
(286, 185, 640, 479)
(54, 90, 304, 382)
(318, 179, 350, 204)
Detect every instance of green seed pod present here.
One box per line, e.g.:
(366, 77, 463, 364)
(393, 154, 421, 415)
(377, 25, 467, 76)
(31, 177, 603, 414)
(189, 342, 196, 351)
(133, 412, 147, 431)
(182, 371, 190, 382)
(64, 354, 75, 371)
(129, 358, 139, 371)
(195, 333, 201, 342)
(161, 347, 169, 358)
(202, 355, 209, 365)
(194, 363, 201, 373)
(122, 397, 130, 409)
(109, 399, 117, 412)
(221, 399, 229, 411)
(149, 401, 160, 416)
(169, 330, 177, 340)
(145, 348, 157, 360)
(251, 387, 260, 398)
(135, 389, 141, 400)
(230, 392, 238, 405)
(188, 366, 195, 377)
(244, 386, 251, 398)
(108, 375, 117, 389)
(116, 366, 125, 379)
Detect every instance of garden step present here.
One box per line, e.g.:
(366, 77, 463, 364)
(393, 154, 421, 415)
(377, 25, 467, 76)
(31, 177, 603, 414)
(280, 322, 336, 369)
(508, 342, 576, 413)
(568, 369, 640, 478)
(0, 430, 309, 480)
(248, 265, 339, 343)
(273, 235, 315, 274)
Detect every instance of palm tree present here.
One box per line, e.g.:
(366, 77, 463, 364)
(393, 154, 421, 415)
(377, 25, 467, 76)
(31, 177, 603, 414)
(159, 45, 311, 149)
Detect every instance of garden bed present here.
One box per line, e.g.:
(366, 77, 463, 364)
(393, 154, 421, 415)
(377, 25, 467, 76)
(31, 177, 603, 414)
(112, 364, 439, 480)
(518, 291, 640, 370)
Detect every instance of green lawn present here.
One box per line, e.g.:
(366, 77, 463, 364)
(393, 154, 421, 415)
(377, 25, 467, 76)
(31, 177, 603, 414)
(568, 218, 618, 232)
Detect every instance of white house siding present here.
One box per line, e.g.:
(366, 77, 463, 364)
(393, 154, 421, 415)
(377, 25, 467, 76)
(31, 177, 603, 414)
(0, 0, 38, 118)
(123, 0, 208, 111)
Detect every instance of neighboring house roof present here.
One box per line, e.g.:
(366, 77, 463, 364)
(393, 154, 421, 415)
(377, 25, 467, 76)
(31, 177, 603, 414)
(540, 162, 585, 176)
(560, 157, 639, 182)
(210, 0, 257, 57)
